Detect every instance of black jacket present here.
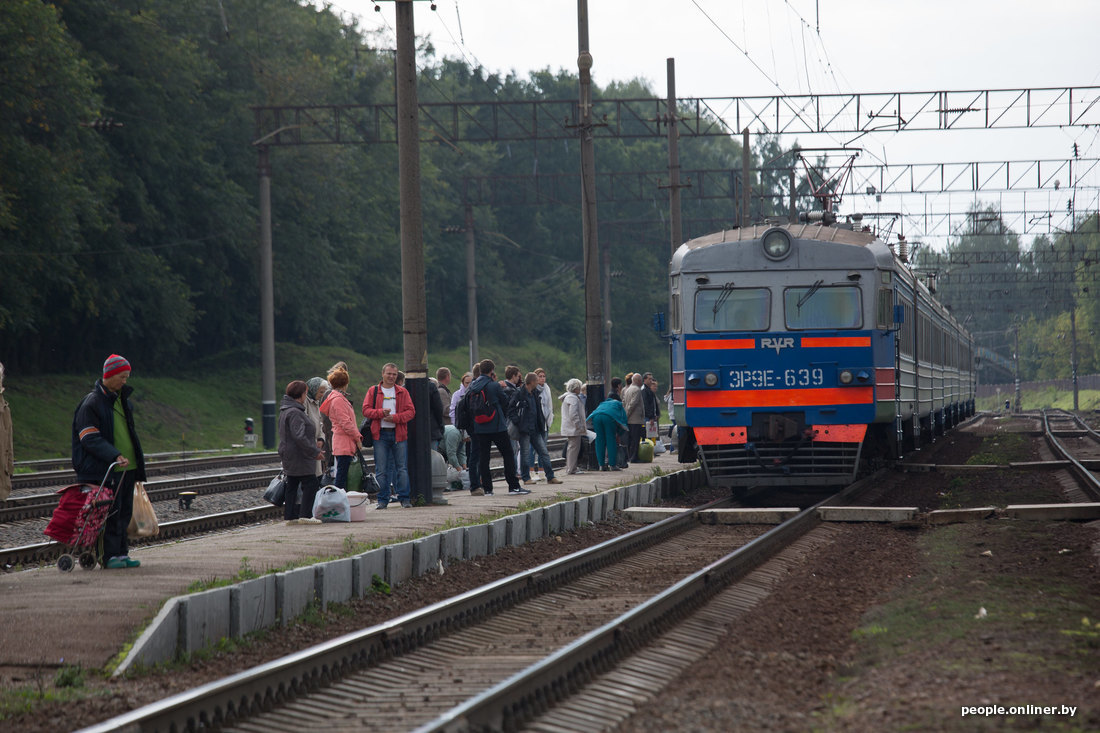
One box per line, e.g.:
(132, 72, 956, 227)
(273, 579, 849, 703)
(429, 379, 445, 441)
(71, 380, 147, 484)
(278, 395, 318, 476)
(642, 385, 661, 421)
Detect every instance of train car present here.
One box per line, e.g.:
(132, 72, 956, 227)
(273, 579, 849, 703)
(669, 221, 974, 488)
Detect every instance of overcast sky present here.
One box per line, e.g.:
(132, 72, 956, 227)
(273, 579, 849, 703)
(341, 0, 1100, 247)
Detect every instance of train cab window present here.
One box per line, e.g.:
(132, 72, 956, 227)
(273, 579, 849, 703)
(783, 285, 862, 330)
(694, 287, 770, 332)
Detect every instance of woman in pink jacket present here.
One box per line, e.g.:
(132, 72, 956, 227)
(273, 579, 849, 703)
(319, 367, 361, 490)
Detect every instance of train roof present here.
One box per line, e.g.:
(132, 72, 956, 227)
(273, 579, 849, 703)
(672, 223, 894, 272)
(682, 223, 878, 250)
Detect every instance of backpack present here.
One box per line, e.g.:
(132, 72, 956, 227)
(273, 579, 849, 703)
(454, 390, 473, 433)
(467, 387, 496, 425)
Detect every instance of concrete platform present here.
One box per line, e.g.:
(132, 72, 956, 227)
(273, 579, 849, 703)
(818, 506, 919, 522)
(0, 449, 688, 671)
(701, 508, 801, 524)
(1003, 502, 1100, 521)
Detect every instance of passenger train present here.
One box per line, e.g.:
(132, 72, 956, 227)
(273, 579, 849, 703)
(670, 219, 975, 488)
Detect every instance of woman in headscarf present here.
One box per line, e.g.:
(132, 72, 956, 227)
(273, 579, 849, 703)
(305, 377, 329, 482)
(559, 378, 587, 475)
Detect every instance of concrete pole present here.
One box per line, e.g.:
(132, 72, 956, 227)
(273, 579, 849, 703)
(666, 58, 682, 257)
(1013, 325, 1021, 413)
(395, 0, 433, 505)
(578, 0, 605, 412)
(602, 240, 612, 382)
(742, 128, 751, 227)
(1070, 304, 1079, 410)
(257, 145, 276, 449)
(465, 203, 478, 368)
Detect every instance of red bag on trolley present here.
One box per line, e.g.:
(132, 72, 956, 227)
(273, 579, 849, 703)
(44, 483, 115, 547)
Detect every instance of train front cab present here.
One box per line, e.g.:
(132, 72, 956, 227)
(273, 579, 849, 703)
(676, 333, 881, 487)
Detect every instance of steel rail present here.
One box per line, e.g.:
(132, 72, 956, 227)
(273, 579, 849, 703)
(75, 492, 733, 733)
(1, 469, 280, 522)
(12, 449, 263, 475)
(2, 505, 282, 568)
(1040, 409, 1100, 501)
(415, 469, 878, 732)
(10, 452, 280, 492)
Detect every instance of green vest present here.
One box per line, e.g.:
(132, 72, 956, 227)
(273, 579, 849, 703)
(112, 398, 136, 472)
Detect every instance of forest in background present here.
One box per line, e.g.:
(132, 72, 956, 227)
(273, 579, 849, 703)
(2, 0, 1098, 386)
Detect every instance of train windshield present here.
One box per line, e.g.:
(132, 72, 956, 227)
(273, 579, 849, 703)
(694, 287, 770, 331)
(783, 285, 862, 329)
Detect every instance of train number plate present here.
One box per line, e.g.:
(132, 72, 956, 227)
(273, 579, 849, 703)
(726, 368, 825, 389)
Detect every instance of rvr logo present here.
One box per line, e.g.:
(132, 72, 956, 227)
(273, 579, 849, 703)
(760, 337, 795, 354)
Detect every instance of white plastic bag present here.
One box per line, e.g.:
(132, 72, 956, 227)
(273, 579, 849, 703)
(312, 485, 351, 522)
(653, 438, 666, 455)
(446, 466, 472, 491)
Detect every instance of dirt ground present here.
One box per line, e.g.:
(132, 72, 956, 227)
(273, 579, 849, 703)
(5, 418, 1099, 732)
(620, 421, 1100, 732)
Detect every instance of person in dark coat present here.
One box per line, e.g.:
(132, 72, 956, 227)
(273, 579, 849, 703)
(428, 376, 445, 449)
(279, 380, 325, 524)
(71, 355, 147, 568)
(467, 359, 527, 496)
(510, 372, 563, 485)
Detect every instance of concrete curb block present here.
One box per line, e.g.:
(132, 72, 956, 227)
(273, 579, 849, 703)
(114, 597, 180, 676)
(111, 465, 705, 674)
(1004, 502, 1100, 520)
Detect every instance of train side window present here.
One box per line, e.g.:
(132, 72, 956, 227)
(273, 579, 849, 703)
(784, 285, 862, 330)
(694, 287, 770, 332)
(876, 288, 893, 329)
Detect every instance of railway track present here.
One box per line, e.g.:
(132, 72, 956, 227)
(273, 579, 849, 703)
(9, 451, 280, 493)
(1040, 408, 1100, 501)
(79, 471, 880, 733)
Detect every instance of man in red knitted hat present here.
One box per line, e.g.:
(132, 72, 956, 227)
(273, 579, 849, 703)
(71, 354, 147, 568)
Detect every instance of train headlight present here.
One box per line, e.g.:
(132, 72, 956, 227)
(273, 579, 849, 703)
(839, 369, 854, 385)
(762, 228, 792, 260)
(704, 372, 719, 387)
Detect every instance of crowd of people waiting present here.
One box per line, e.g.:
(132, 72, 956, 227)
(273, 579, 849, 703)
(277, 358, 669, 522)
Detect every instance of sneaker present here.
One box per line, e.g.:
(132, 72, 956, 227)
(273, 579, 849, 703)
(298, 517, 322, 524)
(508, 487, 532, 495)
(106, 556, 140, 569)
(285, 519, 300, 526)
(400, 500, 412, 508)
(547, 477, 563, 484)
(470, 488, 485, 496)
(600, 465, 610, 471)
(484, 491, 494, 496)
(610, 466, 622, 471)
(376, 501, 389, 510)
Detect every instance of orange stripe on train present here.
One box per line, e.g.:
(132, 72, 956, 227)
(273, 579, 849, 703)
(687, 387, 873, 407)
(685, 339, 755, 350)
(800, 336, 871, 348)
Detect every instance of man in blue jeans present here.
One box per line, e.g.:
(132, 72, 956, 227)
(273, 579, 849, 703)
(362, 363, 416, 508)
(511, 372, 563, 486)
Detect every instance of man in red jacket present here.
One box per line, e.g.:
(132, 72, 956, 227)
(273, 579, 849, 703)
(362, 363, 416, 509)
